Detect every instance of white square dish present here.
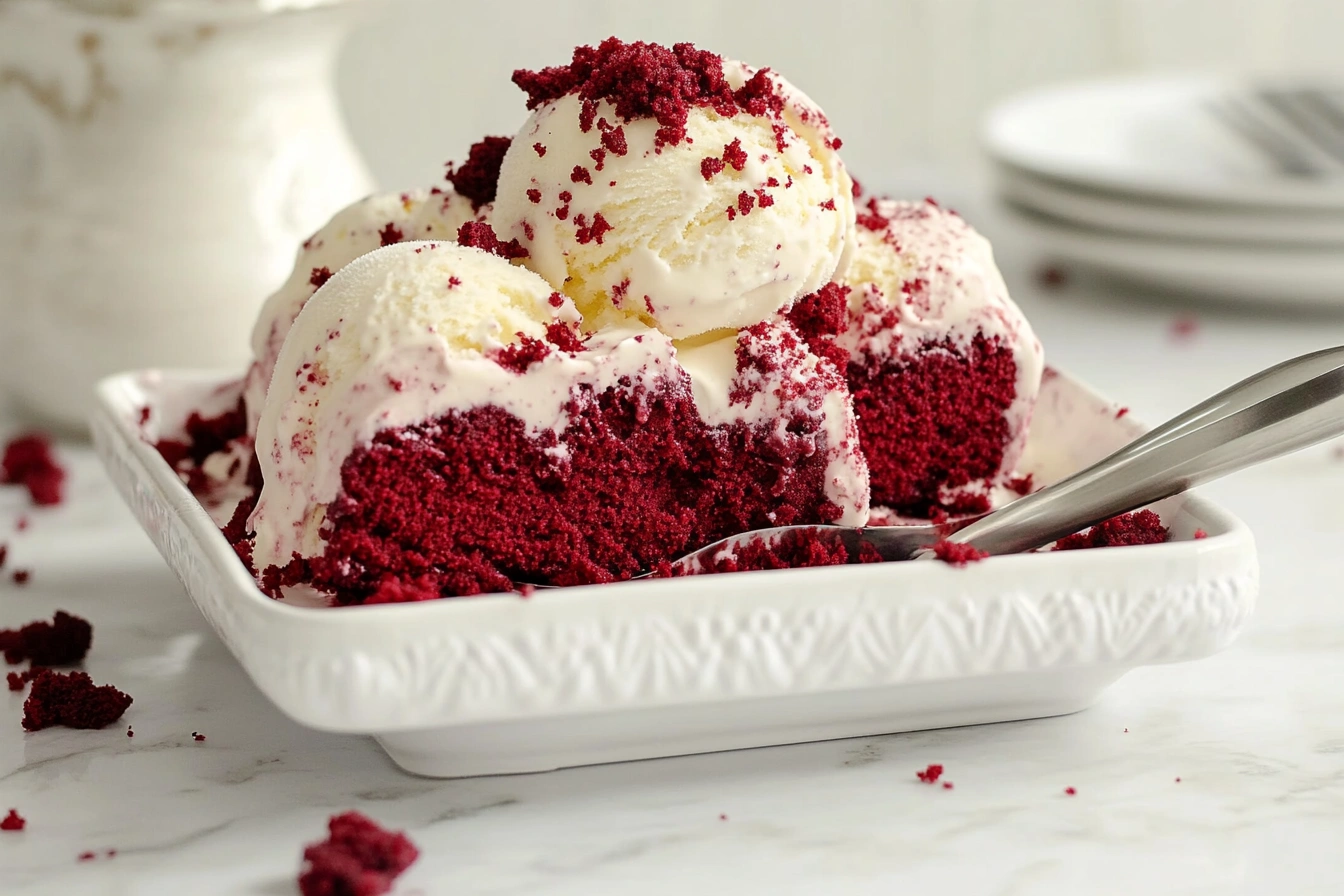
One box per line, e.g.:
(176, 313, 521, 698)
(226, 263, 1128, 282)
(91, 368, 1258, 778)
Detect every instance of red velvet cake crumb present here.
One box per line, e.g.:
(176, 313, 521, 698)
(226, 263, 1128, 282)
(0, 610, 91, 666)
(722, 138, 747, 171)
(1169, 315, 1199, 341)
(11, 569, 29, 586)
(1, 809, 24, 831)
(7, 671, 27, 691)
(1, 433, 66, 506)
(126, 725, 134, 737)
(1053, 510, 1169, 551)
(444, 136, 511, 210)
(377, 223, 403, 247)
(669, 529, 882, 576)
(916, 763, 944, 784)
(492, 335, 553, 374)
(154, 397, 249, 495)
(456, 221, 529, 260)
(1194, 529, 1208, 539)
(192, 731, 206, 742)
(942, 781, 955, 790)
(931, 540, 989, 566)
(1036, 265, 1069, 289)
(21, 669, 132, 731)
(309, 267, 333, 289)
(299, 811, 419, 896)
(512, 38, 781, 149)
(1007, 473, 1034, 496)
(1064, 786, 1077, 796)
(0, 544, 6, 569)
(1115, 407, 1130, 419)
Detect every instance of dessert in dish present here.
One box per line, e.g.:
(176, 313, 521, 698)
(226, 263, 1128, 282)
(247, 239, 867, 600)
(152, 36, 1080, 604)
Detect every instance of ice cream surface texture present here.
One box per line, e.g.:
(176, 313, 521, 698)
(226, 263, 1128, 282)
(243, 188, 484, 434)
(494, 39, 856, 339)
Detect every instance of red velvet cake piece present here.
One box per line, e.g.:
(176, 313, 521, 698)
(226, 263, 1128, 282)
(792, 198, 1044, 518)
(245, 242, 867, 602)
(299, 811, 419, 896)
(1, 809, 25, 831)
(21, 669, 132, 731)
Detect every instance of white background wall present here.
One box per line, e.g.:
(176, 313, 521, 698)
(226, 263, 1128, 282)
(337, 0, 1344, 192)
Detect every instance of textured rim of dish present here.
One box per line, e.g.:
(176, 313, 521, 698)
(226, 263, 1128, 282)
(984, 75, 1344, 210)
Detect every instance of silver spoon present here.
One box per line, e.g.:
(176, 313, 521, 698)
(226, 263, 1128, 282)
(525, 344, 1344, 585)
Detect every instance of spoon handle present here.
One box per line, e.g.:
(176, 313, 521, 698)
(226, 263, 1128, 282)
(946, 345, 1344, 555)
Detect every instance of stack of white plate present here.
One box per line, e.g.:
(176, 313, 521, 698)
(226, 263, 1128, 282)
(985, 76, 1344, 308)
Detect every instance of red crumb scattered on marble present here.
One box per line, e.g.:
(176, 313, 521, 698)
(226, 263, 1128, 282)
(1, 610, 92, 666)
(1169, 315, 1199, 341)
(719, 813, 728, 821)
(15, 516, 28, 532)
(1, 809, 25, 831)
(1053, 510, 1169, 550)
(21, 669, 132, 732)
(78, 851, 96, 862)
(518, 584, 536, 599)
(1007, 473, 1034, 496)
(0, 544, 6, 569)
(127, 726, 134, 738)
(1193, 529, 1208, 539)
(1124, 728, 1129, 733)
(1064, 786, 1077, 796)
(942, 781, 955, 790)
(192, 731, 206, 742)
(6, 668, 43, 691)
(1036, 265, 1069, 289)
(1, 433, 66, 506)
(299, 811, 419, 896)
(916, 763, 945, 784)
(1175, 777, 1182, 783)
(12, 569, 30, 585)
(931, 540, 989, 566)
(1115, 407, 1130, 419)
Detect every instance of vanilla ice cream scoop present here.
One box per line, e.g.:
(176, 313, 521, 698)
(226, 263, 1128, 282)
(495, 39, 856, 339)
(242, 188, 484, 434)
(249, 240, 580, 570)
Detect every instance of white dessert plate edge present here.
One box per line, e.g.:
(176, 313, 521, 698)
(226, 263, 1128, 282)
(984, 75, 1344, 209)
(90, 368, 1259, 778)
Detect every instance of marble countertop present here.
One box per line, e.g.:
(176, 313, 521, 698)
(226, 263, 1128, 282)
(4, 217, 1344, 895)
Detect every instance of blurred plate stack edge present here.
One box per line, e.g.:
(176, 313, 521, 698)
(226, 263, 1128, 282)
(985, 75, 1344, 308)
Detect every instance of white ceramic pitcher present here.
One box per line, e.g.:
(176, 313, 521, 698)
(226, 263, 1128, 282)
(0, 0, 375, 432)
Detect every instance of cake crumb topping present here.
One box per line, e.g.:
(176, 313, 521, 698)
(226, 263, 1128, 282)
(445, 136, 512, 209)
